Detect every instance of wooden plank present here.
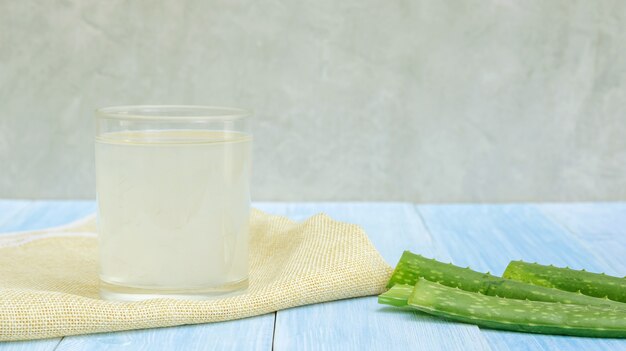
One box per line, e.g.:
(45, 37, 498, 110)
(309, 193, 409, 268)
(0, 200, 96, 233)
(538, 202, 626, 274)
(417, 203, 626, 351)
(0, 200, 30, 225)
(0, 200, 93, 351)
(269, 202, 492, 351)
(56, 202, 275, 351)
(56, 317, 275, 351)
(0, 338, 59, 351)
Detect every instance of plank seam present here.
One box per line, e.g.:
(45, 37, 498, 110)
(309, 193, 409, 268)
(51, 337, 63, 351)
(271, 311, 277, 351)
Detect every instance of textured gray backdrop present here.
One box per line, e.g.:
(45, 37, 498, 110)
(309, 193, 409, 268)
(1, 1, 625, 202)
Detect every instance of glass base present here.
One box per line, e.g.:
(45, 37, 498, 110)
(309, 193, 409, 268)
(99, 278, 249, 301)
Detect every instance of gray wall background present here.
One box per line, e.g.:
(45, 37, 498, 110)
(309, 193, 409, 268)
(1, 1, 625, 202)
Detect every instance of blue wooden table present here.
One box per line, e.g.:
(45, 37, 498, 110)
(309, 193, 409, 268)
(0, 200, 624, 351)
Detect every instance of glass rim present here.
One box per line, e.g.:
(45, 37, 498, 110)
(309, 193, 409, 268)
(96, 105, 252, 122)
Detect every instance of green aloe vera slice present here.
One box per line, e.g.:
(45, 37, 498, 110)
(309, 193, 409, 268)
(503, 261, 626, 303)
(383, 279, 626, 338)
(387, 251, 626, 310)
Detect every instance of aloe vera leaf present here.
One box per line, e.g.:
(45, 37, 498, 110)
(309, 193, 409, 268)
(387, 251, 485, 290)
(406, 279, 626, 338)
(387, 251, 626, 310)
(503, 261, 626, 303)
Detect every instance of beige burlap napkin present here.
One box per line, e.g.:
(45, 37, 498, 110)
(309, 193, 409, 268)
(0, 209, 392, 341)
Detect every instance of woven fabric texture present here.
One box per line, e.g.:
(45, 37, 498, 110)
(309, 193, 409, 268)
(0, 209, 392, 341)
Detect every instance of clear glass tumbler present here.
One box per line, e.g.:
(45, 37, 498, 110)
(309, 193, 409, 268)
(95, 106, 252, 300)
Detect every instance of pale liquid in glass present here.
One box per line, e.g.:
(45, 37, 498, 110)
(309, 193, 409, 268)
(95, 130, 251, 295)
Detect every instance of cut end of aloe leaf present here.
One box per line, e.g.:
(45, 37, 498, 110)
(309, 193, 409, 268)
(378, 284, 413, 307)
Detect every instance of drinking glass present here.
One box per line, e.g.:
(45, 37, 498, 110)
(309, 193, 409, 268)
(95, 106, 252, 300)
